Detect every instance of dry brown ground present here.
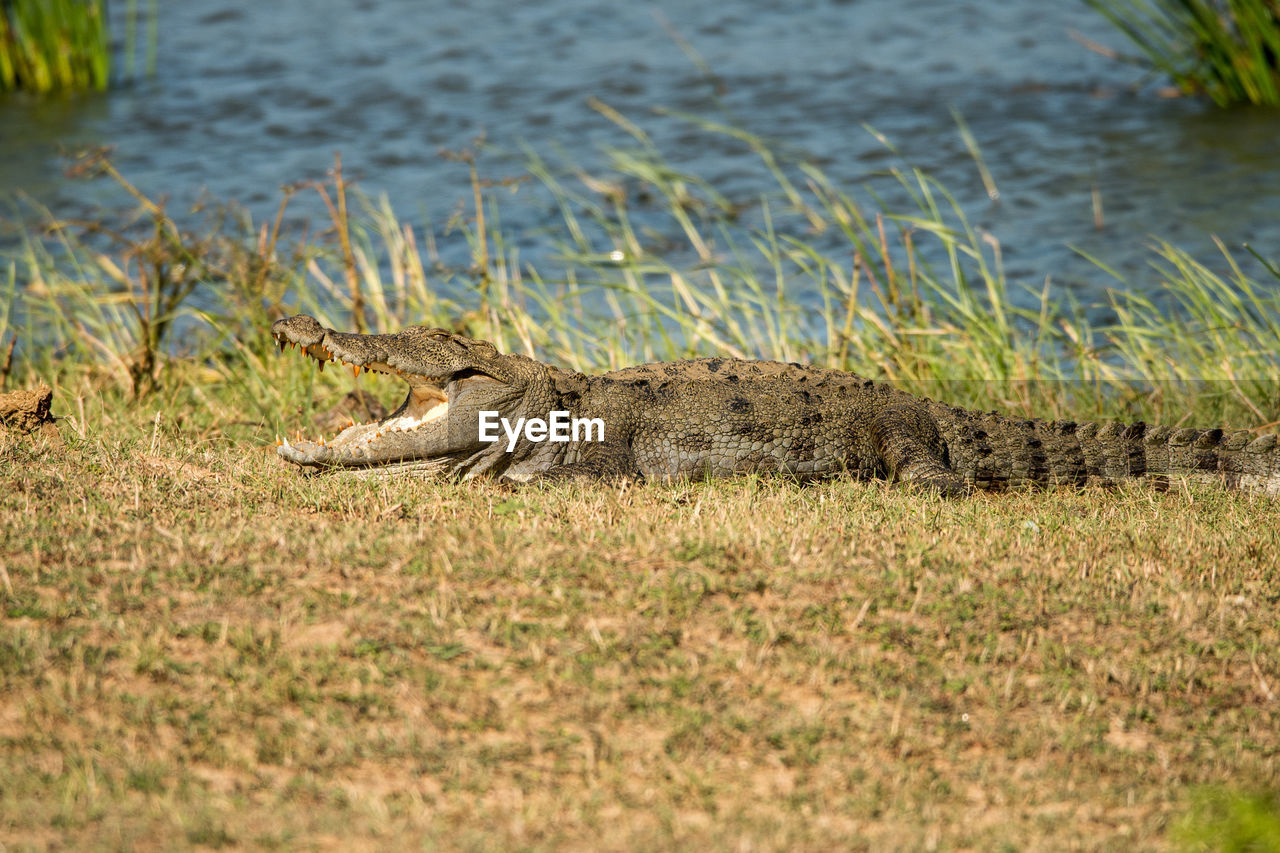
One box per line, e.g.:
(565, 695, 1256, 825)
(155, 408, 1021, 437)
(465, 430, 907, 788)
(2, 412, 1279, 851)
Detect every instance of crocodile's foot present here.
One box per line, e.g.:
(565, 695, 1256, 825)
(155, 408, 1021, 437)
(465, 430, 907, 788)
(897, 471, 971, 498)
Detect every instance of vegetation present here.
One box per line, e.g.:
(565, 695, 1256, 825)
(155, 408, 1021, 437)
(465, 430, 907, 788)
(2, 116, 1279, 848)
(2, 421, 1280, 849)
(8, 116, 1280, 427)
(0, 0, 154, 94)
(1175, 787, 1280, 851)
(1084, 0, 1280, 106)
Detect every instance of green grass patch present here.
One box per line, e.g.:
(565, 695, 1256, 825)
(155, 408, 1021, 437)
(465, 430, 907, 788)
(0, 0, 154, 93)
(1084, 0, 1280, 106)
(1174, 786, 1280, 851)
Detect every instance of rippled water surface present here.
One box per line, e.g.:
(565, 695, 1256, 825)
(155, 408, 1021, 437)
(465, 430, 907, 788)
(4, 0, 1280, 302)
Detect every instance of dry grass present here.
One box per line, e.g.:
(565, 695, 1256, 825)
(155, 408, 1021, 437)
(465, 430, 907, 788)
(2, 390, 1279, 851)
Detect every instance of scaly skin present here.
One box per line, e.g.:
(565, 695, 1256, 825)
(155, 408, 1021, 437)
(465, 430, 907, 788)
(271, 315, 1280, 495)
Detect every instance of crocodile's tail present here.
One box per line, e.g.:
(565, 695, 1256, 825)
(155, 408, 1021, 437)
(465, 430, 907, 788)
(927, 402, 1280, 495)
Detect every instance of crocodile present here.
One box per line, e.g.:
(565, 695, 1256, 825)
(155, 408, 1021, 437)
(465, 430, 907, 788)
(271, 314, 1280, 496)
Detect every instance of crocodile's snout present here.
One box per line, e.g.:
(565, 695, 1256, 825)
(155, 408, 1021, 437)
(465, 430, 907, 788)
(271, 314, 325, 348)
(271, 315, 463, 471)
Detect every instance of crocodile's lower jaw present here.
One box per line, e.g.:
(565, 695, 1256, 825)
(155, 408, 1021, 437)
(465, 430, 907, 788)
(306, 457, 453, 479)
(330, 390, 448, 448)
(277, 389, 450, 466)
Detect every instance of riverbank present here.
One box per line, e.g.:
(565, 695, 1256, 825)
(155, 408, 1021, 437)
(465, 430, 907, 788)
(3, 131, 1279, 848)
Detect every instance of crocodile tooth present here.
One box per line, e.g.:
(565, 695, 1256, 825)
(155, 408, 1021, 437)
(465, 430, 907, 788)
(351, 364, 360, 379)
(317, 358, 324, 372)
(278, 338, 287, 353)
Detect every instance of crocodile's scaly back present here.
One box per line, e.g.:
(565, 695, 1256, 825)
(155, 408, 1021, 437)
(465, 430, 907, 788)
(270, 315, 1280, 496)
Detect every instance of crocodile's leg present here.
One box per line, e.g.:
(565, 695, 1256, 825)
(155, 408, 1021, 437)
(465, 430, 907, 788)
(870, 408, 970, 497)
(515, 440, 641, 484)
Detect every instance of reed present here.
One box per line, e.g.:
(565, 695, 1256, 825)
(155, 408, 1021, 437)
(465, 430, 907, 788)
(0, 0, 154, 93)
(1084, 0, 1280, 106)
(6, 116, 1279, 431)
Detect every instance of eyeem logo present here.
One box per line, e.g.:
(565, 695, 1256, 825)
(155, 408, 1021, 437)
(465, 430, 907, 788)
(478, 411, 605, 452)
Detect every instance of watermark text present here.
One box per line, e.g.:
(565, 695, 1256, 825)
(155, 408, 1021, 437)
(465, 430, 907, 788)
(478, 411, 604, 452)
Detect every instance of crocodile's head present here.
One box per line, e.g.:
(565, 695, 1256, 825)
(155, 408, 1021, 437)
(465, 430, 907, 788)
(271, 315, 547, 477)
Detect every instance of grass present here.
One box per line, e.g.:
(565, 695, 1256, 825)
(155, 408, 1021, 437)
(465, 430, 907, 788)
(2, 404, 1279, 849)
(1084, 0, 1280, 106)
(1175, 787, 1280, 851)
(8, 116, 1280, 428)
(0, 0, 155, 94)
(2, 113, 1280, 847)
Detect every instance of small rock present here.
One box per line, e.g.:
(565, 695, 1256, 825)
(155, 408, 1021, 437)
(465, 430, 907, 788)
(0, 384, 56, 435)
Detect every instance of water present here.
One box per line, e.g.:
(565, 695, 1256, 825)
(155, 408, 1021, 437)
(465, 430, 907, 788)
(3, 0, 1280, 305)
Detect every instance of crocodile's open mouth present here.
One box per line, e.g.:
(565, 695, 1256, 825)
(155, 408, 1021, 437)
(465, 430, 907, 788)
(271, 326, 451, 466)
